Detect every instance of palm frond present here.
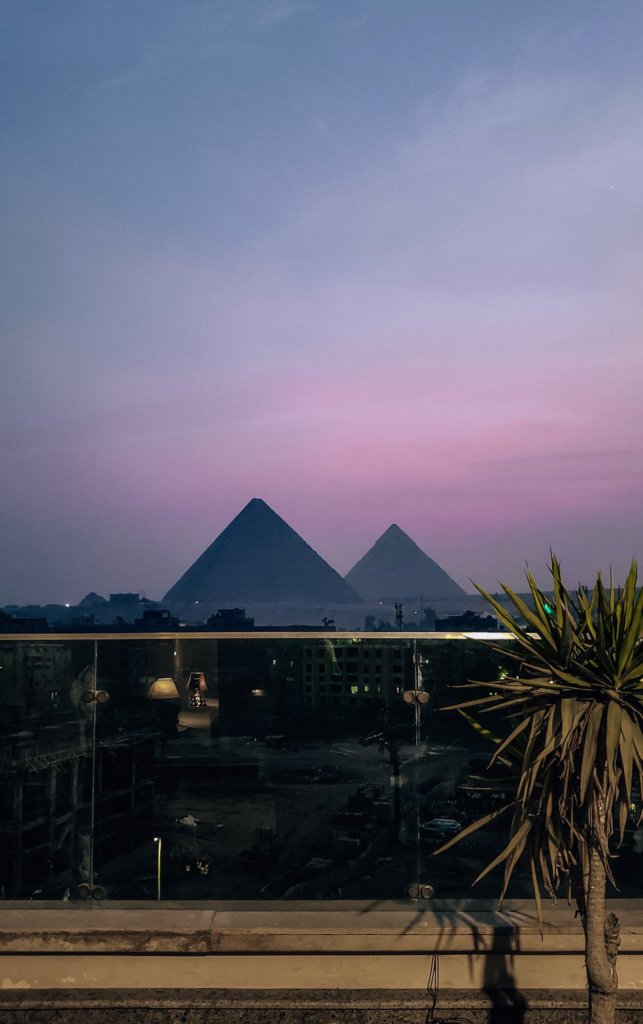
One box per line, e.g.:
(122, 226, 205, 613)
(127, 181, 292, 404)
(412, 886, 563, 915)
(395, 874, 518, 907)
(435, 556, 643, 920)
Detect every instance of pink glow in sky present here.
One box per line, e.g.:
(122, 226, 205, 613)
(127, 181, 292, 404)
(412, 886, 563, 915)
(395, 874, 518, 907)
(1, 2, 642, 604)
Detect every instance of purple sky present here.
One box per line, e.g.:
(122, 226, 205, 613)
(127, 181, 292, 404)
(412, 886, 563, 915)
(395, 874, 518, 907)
(2, 1, 642, 604)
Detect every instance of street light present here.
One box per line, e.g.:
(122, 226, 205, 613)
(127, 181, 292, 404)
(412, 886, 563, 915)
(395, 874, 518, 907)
(153, 836, 162, 900)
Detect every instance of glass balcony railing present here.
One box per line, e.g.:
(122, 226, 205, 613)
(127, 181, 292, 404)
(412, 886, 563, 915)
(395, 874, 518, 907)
(1, 632, 641, 904)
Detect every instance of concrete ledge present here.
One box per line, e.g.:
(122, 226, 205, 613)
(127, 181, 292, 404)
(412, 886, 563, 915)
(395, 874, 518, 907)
(1, 899, 642, 955)
(0, 907, 214, 954)
(1, 901, 642, 1003)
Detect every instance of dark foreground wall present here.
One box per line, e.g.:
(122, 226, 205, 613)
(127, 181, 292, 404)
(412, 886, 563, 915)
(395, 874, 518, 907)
(2, 989, 643, 1024)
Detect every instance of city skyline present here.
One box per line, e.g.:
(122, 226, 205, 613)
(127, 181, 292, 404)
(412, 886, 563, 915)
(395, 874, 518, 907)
(2, 1, 642, 604)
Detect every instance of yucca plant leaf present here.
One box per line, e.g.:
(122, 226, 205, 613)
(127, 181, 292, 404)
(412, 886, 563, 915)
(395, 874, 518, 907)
(530, 856, 543, 929)
(617, 590, 643, 678)
(473, 583, 558, 654)
(489, 715, 531, 767)
(631, 720, 643, 762)
(473, 819, 532, 885)
(478, 695, 534, 714)
(617, 796, 629, 846)
(435, 555, 642, 950)
(621, 662, 643, 685)
(441, 693, 508, 712)
(618, 715, 634, 806)
(499, 830, 531, 904)
(431, 802, 518, 857)
(580, 703, 604, 804)
(605, 701, 623, 791)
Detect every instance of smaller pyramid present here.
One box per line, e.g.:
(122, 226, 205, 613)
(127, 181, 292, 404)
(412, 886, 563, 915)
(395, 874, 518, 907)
(164, 499, 361, 605)
(345, 525, 466, 600)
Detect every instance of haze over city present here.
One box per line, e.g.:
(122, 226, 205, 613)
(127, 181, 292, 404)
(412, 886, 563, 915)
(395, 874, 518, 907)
(2, 1, 642, 605)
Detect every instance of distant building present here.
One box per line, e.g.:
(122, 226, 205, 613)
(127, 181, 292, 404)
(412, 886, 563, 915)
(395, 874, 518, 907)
(435, 610, 498, 632)
(0, 612, 49, 633)
(299, 640, 414, 710)
(208, 608, 255, 630)
(134, 608, 180, 630)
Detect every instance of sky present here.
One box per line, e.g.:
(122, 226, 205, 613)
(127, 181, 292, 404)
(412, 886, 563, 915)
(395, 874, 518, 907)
(1, 0, 642, 604)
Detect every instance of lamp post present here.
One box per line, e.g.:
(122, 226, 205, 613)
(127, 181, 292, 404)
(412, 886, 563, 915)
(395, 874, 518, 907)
(153, 836, 162, 900)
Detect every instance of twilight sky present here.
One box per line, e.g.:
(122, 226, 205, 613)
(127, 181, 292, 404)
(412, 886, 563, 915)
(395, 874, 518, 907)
(2, 0, 642, 604)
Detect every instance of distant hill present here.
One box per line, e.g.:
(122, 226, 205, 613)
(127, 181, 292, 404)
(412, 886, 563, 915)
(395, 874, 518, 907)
(164, 498, 361, 606)
(345, 524, 467, 601)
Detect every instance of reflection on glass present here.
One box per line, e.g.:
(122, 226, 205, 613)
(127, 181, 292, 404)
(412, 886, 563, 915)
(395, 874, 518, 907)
(1, 633, 641, 903)
(0, 639, 97, 899)
(147, 678, 180, 700)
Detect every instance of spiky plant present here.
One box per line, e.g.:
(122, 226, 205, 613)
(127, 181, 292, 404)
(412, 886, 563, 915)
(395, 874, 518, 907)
(434, 557, 643, 1024)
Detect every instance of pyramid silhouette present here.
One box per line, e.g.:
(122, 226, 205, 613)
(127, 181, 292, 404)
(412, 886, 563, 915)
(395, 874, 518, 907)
(345, 524, 466, 601)
(164, 499, 361, 605)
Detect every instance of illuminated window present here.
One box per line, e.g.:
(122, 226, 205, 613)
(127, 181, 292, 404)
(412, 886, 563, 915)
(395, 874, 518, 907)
(251, 688, 265, 698)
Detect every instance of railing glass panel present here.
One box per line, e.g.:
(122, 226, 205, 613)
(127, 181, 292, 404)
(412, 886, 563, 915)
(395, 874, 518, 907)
(0, 638, 97, 899)
(1, 633, 641, 902)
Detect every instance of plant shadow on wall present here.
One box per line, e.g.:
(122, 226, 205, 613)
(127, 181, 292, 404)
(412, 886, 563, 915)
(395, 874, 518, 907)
(431, 556, 643, 1024)
(359, 894, 531, 1024)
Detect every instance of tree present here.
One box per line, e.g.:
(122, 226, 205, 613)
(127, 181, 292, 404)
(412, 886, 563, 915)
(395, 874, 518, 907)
(434, 557, 643, 1024)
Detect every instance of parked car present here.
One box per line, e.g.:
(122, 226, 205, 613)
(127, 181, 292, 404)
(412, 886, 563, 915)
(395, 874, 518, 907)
(419, 817, 462, 841)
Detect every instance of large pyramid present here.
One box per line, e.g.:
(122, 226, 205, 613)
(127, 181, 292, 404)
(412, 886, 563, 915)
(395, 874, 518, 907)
(164, 499, 361, 605)
(345, 524, 466, 601)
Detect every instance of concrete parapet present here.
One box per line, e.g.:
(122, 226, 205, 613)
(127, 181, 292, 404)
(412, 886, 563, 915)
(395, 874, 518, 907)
(0, 900, 642, 1019)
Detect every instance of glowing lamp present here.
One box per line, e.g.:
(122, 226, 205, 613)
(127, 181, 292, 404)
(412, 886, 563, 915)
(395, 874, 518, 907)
(187, 671, 208, 707)
(147, 677, 180, 700)
(188, 672, 208, 694)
